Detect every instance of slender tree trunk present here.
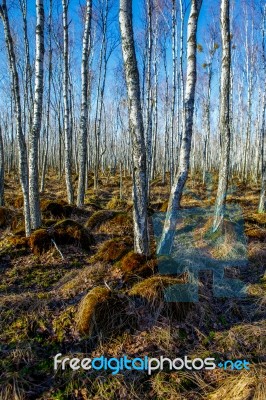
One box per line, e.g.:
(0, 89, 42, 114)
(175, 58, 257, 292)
(259, 5, 266, 213)
(157, 0, 202, 255)
(0, 0, 31, 236)
(119, 0, 149, 255)
(145, 0, 153, 184)
(77, 0, 92, 206)
(213, 0, 231, 231)
(62, 0, 74, 204)
(29, 0, 45, 229)
(41, 0, 52, 193)
(0, 126, 4, 206)
(170, 0, 177, 186)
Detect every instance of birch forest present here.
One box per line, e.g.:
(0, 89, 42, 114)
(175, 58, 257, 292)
(0, 0, 265, 399)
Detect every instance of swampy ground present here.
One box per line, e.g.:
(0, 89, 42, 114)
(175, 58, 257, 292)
(0, 171, 265, 399)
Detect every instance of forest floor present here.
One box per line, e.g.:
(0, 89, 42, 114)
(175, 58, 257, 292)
(0, 171, 265, 400)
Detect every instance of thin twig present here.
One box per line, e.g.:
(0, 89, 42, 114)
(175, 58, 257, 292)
(51, 239, 64, 260)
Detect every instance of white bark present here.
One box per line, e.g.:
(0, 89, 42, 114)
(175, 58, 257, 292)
(119, 0, 149, 255)
(77, 0, 92, 207)
(259, 5, 266, 213)
(0, 126, 4, 206)
(29, 0, 45, 229)
(213, 0, 231, 231)
(62, 0, 74, 204)
(157, 0, 202, 255)
(0, 0, 31, 236)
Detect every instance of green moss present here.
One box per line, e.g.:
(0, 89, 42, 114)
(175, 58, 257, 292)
(85, 210, 118, 230)
(53, 306, 76, 342)
(106, 197, 128, 210)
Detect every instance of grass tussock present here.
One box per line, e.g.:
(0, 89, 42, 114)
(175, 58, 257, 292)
(100, 212, 133, 235)
(120, 251, 147, 272)
(76, 287, 136, 339)
(95, 238, 131, 263)
(106, 196, 128, 210)
(41, 199, 73, 218)
(245, 227, 266, 241)
(128, 275, 191, 320)
(208, 365, 266, 400)
(75, 286, 111, 335)
(29, 219, 95, 255)
(85, 210, 118, 230)
(1, 172, 266, 400)
(212, 321, 266, 359)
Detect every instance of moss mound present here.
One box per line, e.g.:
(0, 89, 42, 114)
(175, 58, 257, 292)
(245, 227, 266, 241)
(120, 251, 146, 272)
(41, 200, 74, 218)
(85, 210, 118, 230)
(106, 197, 128, 210)
(29, 229, 52, 255)
(14, 195, 24, 208)
(76, 287, 135, 338)
(53, 219, 95, 250)
(95, 238, 131, 263)
(29, 220, 95, 255)
(85, 194, 103, 210)
(128, 275, 190, 319)
(245, 213, 266, 227)
(100, 212, 132, 235)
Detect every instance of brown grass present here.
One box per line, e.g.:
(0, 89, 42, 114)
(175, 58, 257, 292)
(85, 210, 118, 230)
(76, 287, 136, 339)
(95, 238, 131, 263)
(106, 197, 128, 210)
(128, 275, 191, 320)
(208, 365, 266, 400)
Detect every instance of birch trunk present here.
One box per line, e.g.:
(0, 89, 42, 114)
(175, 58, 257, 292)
(62, 0, 74, 204)
(119, 0, 149, 255)
(259, 5, 266, 213)
(0, 126, 4, 206)
(145, 0, 153, 184)
(77, 0, 92, 206)
(0, 0, 31, 236)
(29, 0, 45, 229)
(213, 0, 231, 231)
(157, 0, 202, 255)
(170, 0, 177, 186)
(40, 0, 52, 193)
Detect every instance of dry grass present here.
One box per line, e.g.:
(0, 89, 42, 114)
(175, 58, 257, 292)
(106, 196, 128, 210)
(95, 238, 131, 263)
(1, 172, 265, 400)
(212, 321, 266, 359)
(76, 286, 111, 334)
(76, 287, 136, 339)
(208, 365, 266, 400)
(85, 210, 118, 230)
(128, 275, 191, 320)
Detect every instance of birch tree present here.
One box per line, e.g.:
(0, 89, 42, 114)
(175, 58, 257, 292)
(29, 0, 45, 229)
(157, 0, 202, 255)
(259, 4, 266, 213)
(0, 0, 31, 236)
(62, 0, 74, 204)
(40, 0, 52, 193)
(0, 126, 4, 206)
(77, 0, 92, 207)
(213, 0, 231, 231)
(119, 0, 149, 255)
